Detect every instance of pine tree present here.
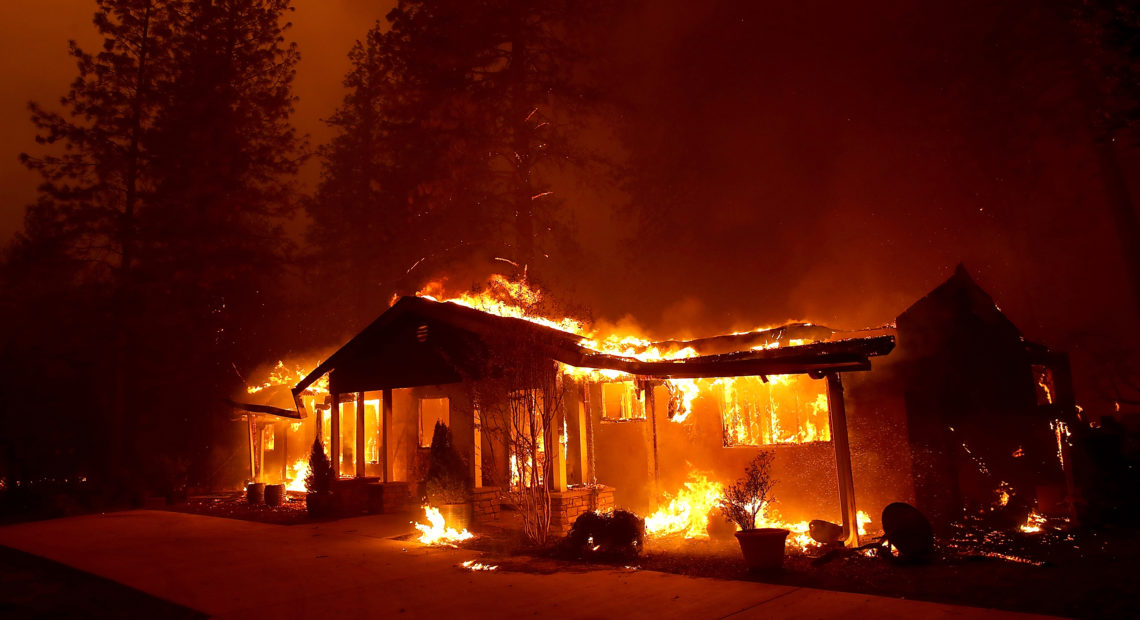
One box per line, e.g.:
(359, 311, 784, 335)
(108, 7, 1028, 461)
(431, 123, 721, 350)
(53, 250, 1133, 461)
(14, 0, 303, 484)
(308, 0, 606, 321)
(19, 0, 178, 475)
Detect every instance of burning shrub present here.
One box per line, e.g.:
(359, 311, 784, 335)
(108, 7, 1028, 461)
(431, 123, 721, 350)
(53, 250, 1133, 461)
(304, 438, 336, 495)
(719, 451, 775, 531)
(564, 509, 646, 558)
(425, 421, 471, 505)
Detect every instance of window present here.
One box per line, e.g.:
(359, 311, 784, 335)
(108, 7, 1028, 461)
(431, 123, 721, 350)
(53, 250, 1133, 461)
(601, 381, 645, 422)
(418, 397, 449, 448)
(719, 375, 830, 446)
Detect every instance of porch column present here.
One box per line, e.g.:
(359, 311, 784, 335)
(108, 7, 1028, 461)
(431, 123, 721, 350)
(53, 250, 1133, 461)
(246, 415, 257, 483)
(564, 378, 589, 485)
(581, 382, 597, 485)
(382, 388, 393, 482)
(355, 392, 366, 478)
(280, 426, 287, 483)
(473, 406, 483, 487)
(548, 398, 568, 492)
(645, 381, 659, 495)
(825, 373, 860, 547)
(330, 392, 341, 478)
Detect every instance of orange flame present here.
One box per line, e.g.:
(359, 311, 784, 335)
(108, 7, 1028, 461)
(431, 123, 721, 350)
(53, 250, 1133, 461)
(415, 506, 474, 545)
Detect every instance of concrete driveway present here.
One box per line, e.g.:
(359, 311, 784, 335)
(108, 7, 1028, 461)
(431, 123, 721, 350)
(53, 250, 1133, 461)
(0, 510, 1058, 619)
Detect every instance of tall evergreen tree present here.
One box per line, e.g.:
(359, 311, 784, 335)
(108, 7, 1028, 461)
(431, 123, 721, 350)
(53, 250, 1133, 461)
(308, 0, 606, 326)
(18, 0, 177, 475)
(11, 0, 303, 486)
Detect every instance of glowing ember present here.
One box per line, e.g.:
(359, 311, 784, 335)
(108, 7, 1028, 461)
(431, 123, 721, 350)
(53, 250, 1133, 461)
(1020, 510, 1047, 534)
(460, 560, 498, 571)
(415, 506, 474, 545)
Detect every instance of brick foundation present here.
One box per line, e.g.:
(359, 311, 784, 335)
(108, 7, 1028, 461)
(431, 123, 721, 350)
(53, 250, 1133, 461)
(473, 486, 502, 522)
(548, 486, 615, 536)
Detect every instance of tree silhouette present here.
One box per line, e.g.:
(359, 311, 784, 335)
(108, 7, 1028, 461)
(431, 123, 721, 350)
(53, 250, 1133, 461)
(307, 0, 608, 326)
(8, 0, 302, 489)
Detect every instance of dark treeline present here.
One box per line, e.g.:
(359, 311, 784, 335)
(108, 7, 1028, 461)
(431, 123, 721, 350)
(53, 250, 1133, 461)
(0, 0, 617, 510)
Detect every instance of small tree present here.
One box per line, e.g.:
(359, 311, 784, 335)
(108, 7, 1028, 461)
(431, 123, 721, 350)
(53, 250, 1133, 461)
(425, 421, 470, 505)
(304, 438, 335, 495)
(719, 451, 775, 531)
(476, 346, 565, 546)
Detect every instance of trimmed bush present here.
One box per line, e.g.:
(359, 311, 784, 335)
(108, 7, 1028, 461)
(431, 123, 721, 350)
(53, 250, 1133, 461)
(564, 509, 645, 558)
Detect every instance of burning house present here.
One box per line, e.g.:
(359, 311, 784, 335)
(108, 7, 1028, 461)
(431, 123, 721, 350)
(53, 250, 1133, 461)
(234, 267, 1077, 544)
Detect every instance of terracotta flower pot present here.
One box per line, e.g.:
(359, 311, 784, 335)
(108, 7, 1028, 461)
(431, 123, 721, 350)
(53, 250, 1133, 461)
(735, 528, 790, 572)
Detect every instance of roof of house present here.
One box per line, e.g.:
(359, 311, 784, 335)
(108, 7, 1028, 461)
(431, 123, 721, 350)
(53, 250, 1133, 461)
(293, 295, 895, 401)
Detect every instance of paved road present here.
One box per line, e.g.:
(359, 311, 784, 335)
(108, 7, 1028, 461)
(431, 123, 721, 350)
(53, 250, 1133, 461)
(0, 510, 1058, 619)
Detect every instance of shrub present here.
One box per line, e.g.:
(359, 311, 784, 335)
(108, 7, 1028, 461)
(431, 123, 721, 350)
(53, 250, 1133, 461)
(719, 451, 774, 531)
(304, 438, 336, 495)
(425, 421, 470, 504)
(564, 509, 645, 558)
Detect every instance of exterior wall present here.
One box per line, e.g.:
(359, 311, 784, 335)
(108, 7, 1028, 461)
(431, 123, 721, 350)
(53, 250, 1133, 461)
(589, 375, 916, 527)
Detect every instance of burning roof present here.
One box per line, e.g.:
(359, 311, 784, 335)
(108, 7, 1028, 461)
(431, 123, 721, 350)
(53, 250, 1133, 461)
(292, 283, 894, 406)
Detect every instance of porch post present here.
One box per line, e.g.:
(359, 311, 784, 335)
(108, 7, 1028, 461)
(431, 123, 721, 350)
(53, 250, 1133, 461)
(246, 415, 257, 483)
(548, 399, 568, 493)
(280, 425, 287, 483)
(473, 406, 483, 487)
(581, 382, 597, 485)
(330, 392, 341, 478)
(382, 388, 393, 483)
(355, 392, 366, 478)
(645, 381, 659, 495)
(825, 373, 860, 547)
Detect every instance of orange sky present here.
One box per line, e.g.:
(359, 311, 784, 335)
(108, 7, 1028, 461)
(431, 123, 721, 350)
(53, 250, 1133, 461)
(0, 0, 393, 242)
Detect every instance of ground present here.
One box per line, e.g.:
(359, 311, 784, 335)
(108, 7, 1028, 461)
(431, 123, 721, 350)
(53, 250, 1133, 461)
(0, 545, 205, 619)
(0, 509, 1060, 619)
(462, 510, 1139, 619)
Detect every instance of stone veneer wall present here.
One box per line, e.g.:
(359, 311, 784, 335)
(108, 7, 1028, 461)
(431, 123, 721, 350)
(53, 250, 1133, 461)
(548, 486, 616, 536)
(473, 486, 502, 522)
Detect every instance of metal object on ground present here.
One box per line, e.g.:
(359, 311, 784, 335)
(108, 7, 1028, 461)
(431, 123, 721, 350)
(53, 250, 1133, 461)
(809, 519, 844, 544)
(881, 502, 934, 560)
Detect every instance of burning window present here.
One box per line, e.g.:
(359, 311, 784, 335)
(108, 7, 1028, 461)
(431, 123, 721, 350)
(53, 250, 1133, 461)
(1032, 365, 1055, 406)
(601, 381, 645, 422)
(418, 397, 450, 448)
(718, 375, 831, 446)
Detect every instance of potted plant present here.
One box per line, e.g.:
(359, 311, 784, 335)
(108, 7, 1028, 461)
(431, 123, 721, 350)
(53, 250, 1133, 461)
(424, 422, 472, 530)
(720, 451, 789, 572)
(305, 438, 337, 517)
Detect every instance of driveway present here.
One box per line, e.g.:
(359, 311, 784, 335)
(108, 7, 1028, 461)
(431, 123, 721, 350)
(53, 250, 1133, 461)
(0, 510, 1058, 619)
